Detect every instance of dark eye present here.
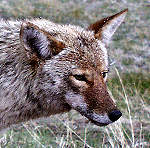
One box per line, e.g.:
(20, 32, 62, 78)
(102, 72, 108, 78)
(73, 74, 87, 82)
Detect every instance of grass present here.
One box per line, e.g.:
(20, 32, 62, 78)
(0, 0, 150, 147)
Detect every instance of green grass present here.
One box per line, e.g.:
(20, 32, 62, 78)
(0, 0, 150, 147)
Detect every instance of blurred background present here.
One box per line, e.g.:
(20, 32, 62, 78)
(0, 0, 149, 147)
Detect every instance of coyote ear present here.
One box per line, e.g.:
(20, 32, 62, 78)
(20, 22, 65, 60)
(88, 9, 128, 45)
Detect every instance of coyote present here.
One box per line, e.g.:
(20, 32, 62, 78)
(0, 9, 127, 130)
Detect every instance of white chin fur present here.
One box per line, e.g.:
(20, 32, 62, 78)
(90, 113, 112, 125)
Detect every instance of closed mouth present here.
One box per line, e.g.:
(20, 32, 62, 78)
(75, 108, 112, 126)
(87, 112, 112, 126)
(89, 118, 109, 126)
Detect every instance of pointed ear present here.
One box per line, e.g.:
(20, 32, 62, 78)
(20, 22, 65, 60)
(88, 9, 128, 45)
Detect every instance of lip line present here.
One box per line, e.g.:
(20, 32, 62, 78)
(75, 108, 112, 126)
(89, 118, 109, 126)
(88, 113, 112, 126)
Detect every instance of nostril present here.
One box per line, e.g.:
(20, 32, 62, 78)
(108, 110, 122, 122)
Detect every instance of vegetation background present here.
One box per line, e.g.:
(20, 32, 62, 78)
(0, 0, 149, 147)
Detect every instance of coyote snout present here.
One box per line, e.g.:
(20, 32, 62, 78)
(66, 69, 122, 126)
(0, 9, 127, 130)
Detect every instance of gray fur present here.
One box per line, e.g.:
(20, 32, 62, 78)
(0, 10, 127, 130)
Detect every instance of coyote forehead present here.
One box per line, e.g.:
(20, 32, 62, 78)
(31, 19, 108, 70)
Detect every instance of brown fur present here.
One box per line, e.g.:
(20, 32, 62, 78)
(0, 9, 127, 130)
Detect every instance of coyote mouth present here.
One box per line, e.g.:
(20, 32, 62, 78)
(65, 92, 113, 126)
(86, 112, 112, 126)
(76, 108, 112, 126)
(89, 119, 109, 126)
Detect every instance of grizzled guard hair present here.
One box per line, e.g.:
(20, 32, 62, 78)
(0, 9, 127, 130)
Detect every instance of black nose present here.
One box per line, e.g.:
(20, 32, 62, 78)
(108, 110, 122, 122)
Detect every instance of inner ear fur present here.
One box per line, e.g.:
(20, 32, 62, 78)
(88, 9, 128, 45)
(20, 22, 65, 60)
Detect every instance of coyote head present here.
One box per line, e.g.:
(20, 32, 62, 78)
(20, 9, 128, 126)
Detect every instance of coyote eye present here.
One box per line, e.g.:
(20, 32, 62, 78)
(102, 71, 108, 78)
(73, 74, 87, 82)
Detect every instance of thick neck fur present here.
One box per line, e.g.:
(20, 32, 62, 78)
(0, 46, 31, 129)
(0, 20, 71, 129)
(0, 44, 71, 130)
